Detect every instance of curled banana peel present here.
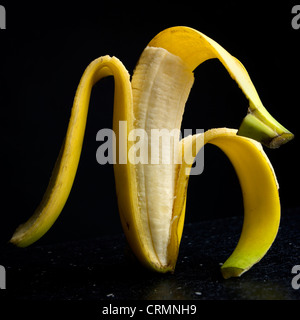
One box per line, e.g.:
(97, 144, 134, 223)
(10, 27, 292, 279)
(148, 27, 293, 148)
(177, 129, 280, 278)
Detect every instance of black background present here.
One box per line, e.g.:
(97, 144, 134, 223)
(1, 1, 299, 247)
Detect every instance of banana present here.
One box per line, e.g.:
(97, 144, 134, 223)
(10, 27, 292, 278)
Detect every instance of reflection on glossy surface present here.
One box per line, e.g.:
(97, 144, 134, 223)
(140, 275, 295, 300)
(223, 278, 294, 300)
(142, 277, 193, 300)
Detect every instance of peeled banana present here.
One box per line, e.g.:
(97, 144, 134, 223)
(10, 26, 293, 279)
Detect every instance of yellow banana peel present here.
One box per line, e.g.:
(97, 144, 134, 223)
(178, 129, 280, 278)
(10, 27, 292, 279)
(148, 27, 293, 148)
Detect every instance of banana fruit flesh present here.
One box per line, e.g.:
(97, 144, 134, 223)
(130, 47, 194, 267)
(10, 27, 292, 278)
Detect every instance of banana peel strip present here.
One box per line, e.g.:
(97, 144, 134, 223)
(149, 27, 293, 147)
(10, 27, 286, 278)
(174, 129, 280, 278)
(10, 56, 133, 247)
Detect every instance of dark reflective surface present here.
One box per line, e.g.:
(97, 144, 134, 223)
(1, 209, 299, 300)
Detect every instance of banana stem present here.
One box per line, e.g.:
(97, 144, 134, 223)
(238, 106, 294, 149)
